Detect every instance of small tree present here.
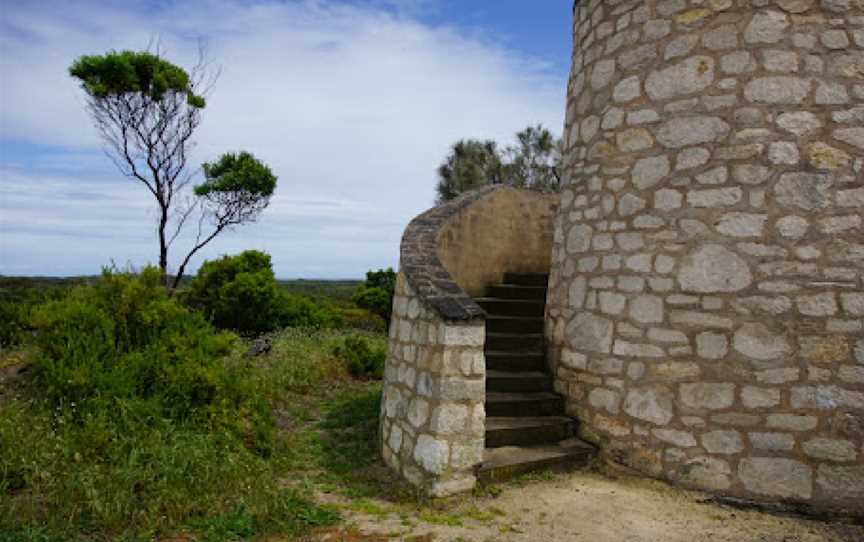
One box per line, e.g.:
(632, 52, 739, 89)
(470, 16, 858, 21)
(352, 268, 397, 328)
(435, 125, 562, 203)
(502, 125, 562, 193)
(435, 140, 503, 204)
(69, 50, 277, 290)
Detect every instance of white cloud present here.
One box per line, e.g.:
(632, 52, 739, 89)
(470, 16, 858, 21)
(0, 0, 565, 277)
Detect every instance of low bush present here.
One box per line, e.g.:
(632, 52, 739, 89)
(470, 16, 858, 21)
(185, 250, 342, 334)
(332, 335, 386, 380)
(0, 301, 26, 350)
(352, 268, 396, 329)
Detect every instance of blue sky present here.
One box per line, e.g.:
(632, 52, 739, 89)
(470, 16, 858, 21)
(0, 0, 572, 278)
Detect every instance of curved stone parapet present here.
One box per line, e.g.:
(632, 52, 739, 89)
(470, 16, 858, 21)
(380, 185, 557, 496)
(549, 0, 864, 516)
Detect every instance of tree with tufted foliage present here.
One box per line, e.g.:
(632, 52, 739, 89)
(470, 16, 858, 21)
(69, 50, 277, 290)
(435, 125, 562, 203)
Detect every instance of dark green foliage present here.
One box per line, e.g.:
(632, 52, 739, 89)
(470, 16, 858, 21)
(351, 268, 396, 329)
(0, 302, 25, 350)
(197, 151, 277, 199)
(436, 140, 503, 203)
(332, 336, 386, 379)
(69, 50, 205, 107)
(28, 267, 265, 426)
(435, 124, 563, 203)
(185, 251, 341, 334)
(185, 250, 280, 334)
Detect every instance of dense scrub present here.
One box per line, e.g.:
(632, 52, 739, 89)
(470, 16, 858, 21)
(184, 251, 343, 334)
(0, 268, 392, 540)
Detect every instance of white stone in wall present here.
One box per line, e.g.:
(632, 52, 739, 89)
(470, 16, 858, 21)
(746, 77, 811, 104)
(566, 312, 614, 354)
(742, 386, 782, 409)
(766, 414, 818, 431)
(834, 127, 864, 150)
(775, 173, 834, 211)
(656, 116, 730, 148)
(776, 0, 815, 14)
(567, 224, 593, 253)
(440, 324, 484, 347)
(407, 397, 430, 428)
(655, 189, 683, 211)
(733, 323, 792, 361)
(803, 438, 858, 462)
(796, 293, 838, 317)
(776, 111, 822, 135)
(653, 429, 697, 447)
(589, 388, 621, 415)
(613, 76, 642, 103)
(702, 430, 744, 454)
(696, 332, 729, 360)
(623, 387, 675, 426)
(721, 51, 756, 74)
(680, 382, 735, 410)
(768, 142, 800, 165)
(745, 11, 789, 44)
(629, 295, 664, 324)
(645, 56, 715, 100)
(739, 458, 812, 499)
(632, 155, 670, 190)
(749, 432, 795, 451)
(816, 465, 864, 501)
(677, 456, 731, 490)
(715, 213, 768, 237)
(413, 435, 450, 475)
(677, 244, 753, 293)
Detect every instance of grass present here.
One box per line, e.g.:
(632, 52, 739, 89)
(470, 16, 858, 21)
(0, 327, 397, 541)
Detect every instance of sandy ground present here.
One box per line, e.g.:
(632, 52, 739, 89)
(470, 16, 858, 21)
(311, 468, 863, 542)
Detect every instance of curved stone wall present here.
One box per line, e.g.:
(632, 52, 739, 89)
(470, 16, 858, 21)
(381, 186, 557, 496)
(548, 0, 864, 515)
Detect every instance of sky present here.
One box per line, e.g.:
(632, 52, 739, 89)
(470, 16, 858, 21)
(0, 0, 573, 278)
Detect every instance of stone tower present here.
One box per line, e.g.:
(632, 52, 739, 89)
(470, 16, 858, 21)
(548, 0, 864, 514)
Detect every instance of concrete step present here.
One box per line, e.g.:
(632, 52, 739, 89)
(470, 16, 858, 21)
(486, 284, 547, 301)
(503, 272, 549, 287)
(484, 351, 546, 372)
(486, 392, 565, 417)
(478, 439, 596, 484)
(485, 315, 544, 334)
(486, 370, 552, 393)
(485, 416, 575, 448)
(475, 298, 545, 317)
(485, 332, 544, 352)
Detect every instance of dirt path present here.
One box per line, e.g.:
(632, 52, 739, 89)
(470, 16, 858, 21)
(313, 468, 863, 542)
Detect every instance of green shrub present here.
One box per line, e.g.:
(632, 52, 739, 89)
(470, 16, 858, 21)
(332, 336, 386, 380)
(29, 267, 254, 423)
(352, 268, 396, 329)
(0, 267, 301, 535)
(185, 250, 342, 334)
(0, 301, 26, 350)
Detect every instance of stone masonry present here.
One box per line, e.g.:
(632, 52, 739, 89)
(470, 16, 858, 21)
(380, 190, 493, 496)
(380, 272, 486, 497)
(548, 0, 864, 515)
(381, 186, 557, 496)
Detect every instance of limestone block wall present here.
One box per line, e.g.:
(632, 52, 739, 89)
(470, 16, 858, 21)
(381, 186, 557, 496)
(381, 273, 486, 497)
(548, 0, 864, 515)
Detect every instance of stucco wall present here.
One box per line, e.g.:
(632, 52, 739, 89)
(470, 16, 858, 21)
(548, 0, 864, 516)
(437, 187, 558, 297)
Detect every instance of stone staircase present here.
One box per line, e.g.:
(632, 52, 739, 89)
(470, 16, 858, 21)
(474, 272, 595, 483)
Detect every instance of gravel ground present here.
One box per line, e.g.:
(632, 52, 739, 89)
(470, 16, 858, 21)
(311, 467, 864, 542)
